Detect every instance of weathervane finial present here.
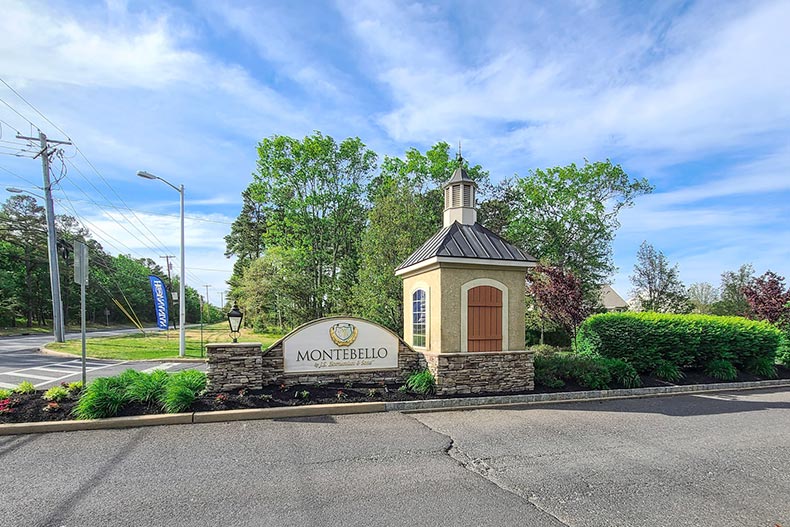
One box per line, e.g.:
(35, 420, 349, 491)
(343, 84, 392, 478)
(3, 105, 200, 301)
(457, 141, 463, 164)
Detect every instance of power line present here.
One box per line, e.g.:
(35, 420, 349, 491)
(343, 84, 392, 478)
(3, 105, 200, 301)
(0, 164, 39, 187)
(0, 95, 38, 130)
(0, 78, 67, 139)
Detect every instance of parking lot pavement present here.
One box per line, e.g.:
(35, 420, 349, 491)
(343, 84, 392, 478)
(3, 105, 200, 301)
(0, 350, 206, 389)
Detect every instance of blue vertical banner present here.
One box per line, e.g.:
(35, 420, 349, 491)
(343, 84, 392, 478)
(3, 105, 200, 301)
(149, 275, 170, 330)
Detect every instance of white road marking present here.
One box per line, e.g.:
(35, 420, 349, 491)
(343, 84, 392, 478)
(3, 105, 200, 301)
(0, 382, 16, 389)
(141, 363, 177, 373)
(1, 372, 54, 380)
(30, 361, 130, 388)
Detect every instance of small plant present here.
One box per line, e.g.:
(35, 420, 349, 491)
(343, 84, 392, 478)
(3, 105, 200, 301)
(66, 381, 84, 395)
(403, 369, 436, 395)
(336, 390, 347, 400)
(259, 394, 273, 402)
(705, 359, 738, 381)
(0, 389, 12, 399)
(344, 381, 353, 389)
(238, 388, 248, 397)
(652, 360, 684, 383)
(0, 398, 13, 414)
(215, 393, 229, 403)
(127, 370, 169, 407)
(169, 370, 207, 394)
(162, 384, 197, 413)
(367, 388, 378, 398)
(296, 390, 310, 400)
(744, 356, 777, 379)
(602, 358, 642, 389)
(43, 401, 60, 413)
(43, 385, 69, 402)
(279, 383, 287, 390)
(14, 381, 36, 395)
(74, 377, 132, 419)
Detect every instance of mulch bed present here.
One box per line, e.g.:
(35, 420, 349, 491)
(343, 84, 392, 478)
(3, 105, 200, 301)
(3, 365, 790, 425)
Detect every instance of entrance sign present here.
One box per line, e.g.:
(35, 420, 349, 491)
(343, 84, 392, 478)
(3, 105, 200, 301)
(283, 318, 399, 373)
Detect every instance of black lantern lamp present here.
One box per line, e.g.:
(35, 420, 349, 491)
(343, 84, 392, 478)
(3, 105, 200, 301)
(227, 301, 244, 343)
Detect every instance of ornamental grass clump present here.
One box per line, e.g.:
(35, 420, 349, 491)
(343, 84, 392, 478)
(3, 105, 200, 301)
(74, 376, 134, 419)
(651, 360, 684, 383)
(534, 349, 641, 390)
(126, 370, 169, 407)
(0, 389, 12, 399)
(705, 359, 738, 381)
(161, 370, 207, 414)
(402, 369, 436, 395)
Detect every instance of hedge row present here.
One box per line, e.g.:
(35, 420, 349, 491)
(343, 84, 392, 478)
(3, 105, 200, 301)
(576, 312, 782, 373)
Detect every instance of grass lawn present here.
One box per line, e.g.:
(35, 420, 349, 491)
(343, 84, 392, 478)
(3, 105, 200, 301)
(46, 325, 284, 360)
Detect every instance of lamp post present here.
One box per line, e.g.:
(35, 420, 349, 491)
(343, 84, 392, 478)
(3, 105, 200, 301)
(137, 171, 186, 358)
(227, 301, 243, 343)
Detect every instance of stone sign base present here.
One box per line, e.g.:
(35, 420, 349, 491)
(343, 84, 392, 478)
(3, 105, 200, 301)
(207, 341, 535, 396)
(422, 350, 535, 395)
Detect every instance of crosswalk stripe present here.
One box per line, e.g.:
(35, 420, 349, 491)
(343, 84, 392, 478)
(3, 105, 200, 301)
(31, 367, 78, 373)
(0, 382, 17, 389)
(141, 363, 177, 373)
(1, 372, 54, 381)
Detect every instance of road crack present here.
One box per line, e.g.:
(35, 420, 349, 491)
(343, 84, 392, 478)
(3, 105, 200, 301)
(407, 413, 574, 527)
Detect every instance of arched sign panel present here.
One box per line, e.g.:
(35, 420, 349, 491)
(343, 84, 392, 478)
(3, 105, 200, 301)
(282, 318, 399, 373)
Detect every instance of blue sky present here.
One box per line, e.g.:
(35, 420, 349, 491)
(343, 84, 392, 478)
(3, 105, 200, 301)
(0, 0, 788, 305)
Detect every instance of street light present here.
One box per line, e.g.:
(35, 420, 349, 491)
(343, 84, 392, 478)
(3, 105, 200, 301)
(227, 301, 243, 343)
(137, 170, 186, 358)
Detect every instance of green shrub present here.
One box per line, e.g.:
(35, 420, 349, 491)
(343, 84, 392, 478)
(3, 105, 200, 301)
(0, 389, 12, 399)
(74, 376, 133, 419)
(744, 356, 777, 379)
(403, 369, 436, 395)
(43, 386, 69, 402)
(534, 354, 566, 388)
(777, 333, 790, 366)
(652, 360, 684, 383)
(602, 358, 642, 389)
(126, 370, 169, 407)
(705, 359, 738, 381)
(14, 381, 36, 394)
(161, 383, 197, 413)
(577, 312, 782, 373)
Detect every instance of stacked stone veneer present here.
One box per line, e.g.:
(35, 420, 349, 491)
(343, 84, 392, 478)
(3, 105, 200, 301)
(206, 342, 534, 396)
(423, 350, 534, 395)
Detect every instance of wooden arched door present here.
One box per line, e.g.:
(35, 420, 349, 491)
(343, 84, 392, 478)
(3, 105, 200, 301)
(467, 285, 503, 352)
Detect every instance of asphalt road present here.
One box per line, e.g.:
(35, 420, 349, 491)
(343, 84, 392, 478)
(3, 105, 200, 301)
(2, 388, 788, 526)
(0, 329, 205, 389)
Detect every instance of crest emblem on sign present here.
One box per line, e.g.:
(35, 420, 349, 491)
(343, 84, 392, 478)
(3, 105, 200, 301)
(329, 322, 358, 347)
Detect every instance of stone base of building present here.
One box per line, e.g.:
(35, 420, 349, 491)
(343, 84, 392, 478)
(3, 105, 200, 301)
(422, 350, 535, 395)
(206, 343, 534, 396)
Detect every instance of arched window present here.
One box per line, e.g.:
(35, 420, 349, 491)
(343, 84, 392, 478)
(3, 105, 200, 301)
(412, 289, 427, 347)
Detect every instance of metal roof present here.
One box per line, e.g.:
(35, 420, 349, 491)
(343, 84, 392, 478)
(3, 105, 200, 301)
(443, 165, 477, 188)
(396, 222, 536, 270)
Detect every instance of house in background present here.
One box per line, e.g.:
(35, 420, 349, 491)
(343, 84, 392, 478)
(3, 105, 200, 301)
(600, 284, 629, 311)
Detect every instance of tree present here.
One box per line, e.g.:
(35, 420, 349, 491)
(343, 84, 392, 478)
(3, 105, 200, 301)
(354, 142, 489, 333)
(247, 132, 377, 323)
(506, 160, 652, 303)
(742, 271, 790, 327)
(688, 282, 720, 314)
(224, 186, 267, 279)
(711, 264, 754, 317)
(630, 241, 690, 313)
(526, 264, 588, 346)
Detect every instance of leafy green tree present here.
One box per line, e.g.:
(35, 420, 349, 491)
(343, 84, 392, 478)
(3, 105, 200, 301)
(711, 264, 754, 317)
(355, 143, 488, 333)
(630, 241, 690, 313)
(505, 160, 652, 303)
(224, 186, 267, 279)
(245, 132, 377, 323)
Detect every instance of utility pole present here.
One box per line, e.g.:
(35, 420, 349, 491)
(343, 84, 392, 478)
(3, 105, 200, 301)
(204, 284, 211, 308)
(17, 132, 71, 342)
(160, 255, 176, 330)
(219, 290, 225, 310)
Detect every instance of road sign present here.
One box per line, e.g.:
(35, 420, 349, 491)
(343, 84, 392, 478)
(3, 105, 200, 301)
(74, 241, 88, 285)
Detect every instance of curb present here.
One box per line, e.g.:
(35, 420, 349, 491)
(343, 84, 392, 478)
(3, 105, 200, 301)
(385, 378, 790, 412)
(2, 379, 789, 436)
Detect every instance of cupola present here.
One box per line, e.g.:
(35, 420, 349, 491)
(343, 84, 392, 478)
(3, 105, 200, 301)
(443, 153, 477, 227)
